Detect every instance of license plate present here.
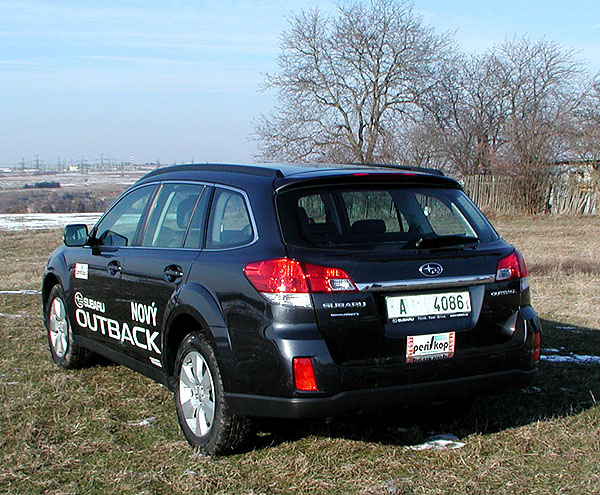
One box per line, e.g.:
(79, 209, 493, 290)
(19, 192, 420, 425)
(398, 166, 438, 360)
(407, 332, 455, 362)
(386, 291, 471, 320)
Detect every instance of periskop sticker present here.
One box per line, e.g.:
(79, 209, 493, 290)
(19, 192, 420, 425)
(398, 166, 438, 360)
(74, 263, 89, 280)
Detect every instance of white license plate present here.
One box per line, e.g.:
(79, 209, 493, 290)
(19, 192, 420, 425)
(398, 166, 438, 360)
(407, 332, 455, 362)
(386, 291, 471, 320)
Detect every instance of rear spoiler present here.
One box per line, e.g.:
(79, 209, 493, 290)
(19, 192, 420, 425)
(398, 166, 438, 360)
(274, 170, 460, 192)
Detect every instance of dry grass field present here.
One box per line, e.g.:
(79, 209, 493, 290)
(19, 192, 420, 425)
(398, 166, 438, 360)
(1, 216, 599, 494)
(0, 169, 149, 213)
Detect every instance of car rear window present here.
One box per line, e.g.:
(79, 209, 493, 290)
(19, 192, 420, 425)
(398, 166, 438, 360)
(277, 185, 497, 250)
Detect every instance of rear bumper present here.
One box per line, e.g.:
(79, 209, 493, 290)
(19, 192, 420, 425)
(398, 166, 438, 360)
(227, 366, 537, 418)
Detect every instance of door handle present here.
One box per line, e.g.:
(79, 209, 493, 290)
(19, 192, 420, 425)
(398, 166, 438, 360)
(107, 260, 122, 276)
(164, 265, 184, 282)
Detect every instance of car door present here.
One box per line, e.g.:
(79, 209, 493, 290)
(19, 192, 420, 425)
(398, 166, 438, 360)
(68, 184, 157, 352)
(119, 182, 210, 368)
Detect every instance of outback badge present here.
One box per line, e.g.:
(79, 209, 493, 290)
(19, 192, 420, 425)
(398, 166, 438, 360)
(419, 262, 443, 277)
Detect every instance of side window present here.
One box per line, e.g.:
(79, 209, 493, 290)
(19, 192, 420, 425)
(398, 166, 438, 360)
(95, 185, 155, 247)
(142, 183, 206, 248)
(206, 188, 254, 249)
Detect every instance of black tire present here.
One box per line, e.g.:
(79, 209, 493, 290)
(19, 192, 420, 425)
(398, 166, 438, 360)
(45, 285, 91, 369)
(174, 332, 252, 455)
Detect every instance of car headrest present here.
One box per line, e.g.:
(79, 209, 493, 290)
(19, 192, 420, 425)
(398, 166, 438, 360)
(177, 197, 197, 229)
(350, 219, 387, 234)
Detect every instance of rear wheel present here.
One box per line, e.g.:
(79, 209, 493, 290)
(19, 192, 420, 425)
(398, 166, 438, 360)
(45, 285, 90, 369)
(174, 332, 252, 455)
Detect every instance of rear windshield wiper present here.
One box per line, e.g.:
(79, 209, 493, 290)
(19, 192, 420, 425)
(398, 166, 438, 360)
(412, 234, 479, 250)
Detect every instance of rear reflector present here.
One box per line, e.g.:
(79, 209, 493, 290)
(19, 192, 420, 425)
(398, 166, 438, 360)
(532, 332, 541, 363)
(293, 357, 318, 391)
(496, 249, 528, 281)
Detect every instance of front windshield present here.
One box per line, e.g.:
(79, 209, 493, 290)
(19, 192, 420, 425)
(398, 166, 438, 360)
(277, 185, 497, 250)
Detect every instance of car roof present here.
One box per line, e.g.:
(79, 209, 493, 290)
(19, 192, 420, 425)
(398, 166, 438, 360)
(135, 162, 459, 190)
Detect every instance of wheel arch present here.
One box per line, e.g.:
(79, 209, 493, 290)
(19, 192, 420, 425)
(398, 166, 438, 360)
(42, 250, 70, 315)
(163, 283, 233, 389)
(42, 271, 62, 320)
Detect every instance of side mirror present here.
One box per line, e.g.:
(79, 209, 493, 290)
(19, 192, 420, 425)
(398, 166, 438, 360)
(63, 224, 89, 247)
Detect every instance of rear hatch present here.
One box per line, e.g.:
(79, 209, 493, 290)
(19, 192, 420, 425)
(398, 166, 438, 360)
(276, 176, 525, 366)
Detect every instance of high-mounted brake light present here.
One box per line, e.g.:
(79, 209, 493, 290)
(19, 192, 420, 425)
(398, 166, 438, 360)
(293, 357, 318, 391)
(495, 249, 528, 281)
(243, 258, 357, 308)
(352, 172, 416, 178)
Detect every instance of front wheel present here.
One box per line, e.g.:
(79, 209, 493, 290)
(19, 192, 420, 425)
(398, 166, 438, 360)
(45, 285, 90, 369)
(174, 332, 252, 455)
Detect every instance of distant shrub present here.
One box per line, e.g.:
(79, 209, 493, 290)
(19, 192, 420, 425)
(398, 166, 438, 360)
(22, 181, 61, 189)
(0, 190, 115, 213)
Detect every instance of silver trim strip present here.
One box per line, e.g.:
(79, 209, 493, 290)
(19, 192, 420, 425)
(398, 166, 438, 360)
(357, 274, 496, 292)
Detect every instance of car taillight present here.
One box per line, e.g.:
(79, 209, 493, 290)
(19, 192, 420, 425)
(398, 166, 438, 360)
(293, 357, 318, 391)
(304, 263, 357, 293)
(243, 258, 357, 308)
(496, 249, 528, 281)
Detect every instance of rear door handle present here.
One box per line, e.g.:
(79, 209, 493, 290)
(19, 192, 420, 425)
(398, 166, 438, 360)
(164, 265, 184, 282)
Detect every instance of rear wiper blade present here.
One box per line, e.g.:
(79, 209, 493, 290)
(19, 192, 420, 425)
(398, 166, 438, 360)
(413, 234, 479, 249)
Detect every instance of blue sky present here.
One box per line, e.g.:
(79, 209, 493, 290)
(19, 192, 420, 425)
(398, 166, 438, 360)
(1, 0, 599, 167)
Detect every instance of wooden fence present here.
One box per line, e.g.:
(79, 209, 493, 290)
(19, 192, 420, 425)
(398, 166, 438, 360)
(462, 175, 600, 215)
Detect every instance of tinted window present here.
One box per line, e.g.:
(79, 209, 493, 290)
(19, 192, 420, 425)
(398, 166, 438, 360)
(416, 194, 474, 237)
(277, 186, 496, 250)
(342, 190, 404, 233)
(206, 188, 254, 249)
(142, 183, 206, 248)
(95, 185, 155, 247)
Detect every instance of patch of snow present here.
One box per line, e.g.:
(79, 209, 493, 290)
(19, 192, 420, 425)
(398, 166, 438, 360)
(408, 434, 465, 451)
(541, 354, 600, 365)
(386, 480, 400, 494)
(543, 348, 560, 354)
(0, 289, 40, 295)
(126, 417, 157, 427)
(556, 326, 577, 330)
(0, 313, 22, 319)
(0, 213, 101, 231)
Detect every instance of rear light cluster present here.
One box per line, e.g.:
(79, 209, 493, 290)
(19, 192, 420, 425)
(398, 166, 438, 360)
(243, 258, 357, 308)
(495, 249, 528, 281)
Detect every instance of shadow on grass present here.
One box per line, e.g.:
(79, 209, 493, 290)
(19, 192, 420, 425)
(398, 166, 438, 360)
(249, 318, 600, 451)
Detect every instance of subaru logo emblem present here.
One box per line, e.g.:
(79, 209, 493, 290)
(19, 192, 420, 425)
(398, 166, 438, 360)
(419, 263, 443, 277)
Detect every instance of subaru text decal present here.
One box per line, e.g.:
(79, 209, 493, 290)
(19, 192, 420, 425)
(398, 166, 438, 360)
(419, 263, 443, 277)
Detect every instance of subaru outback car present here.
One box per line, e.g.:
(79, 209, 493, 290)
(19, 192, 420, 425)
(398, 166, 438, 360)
(42, 163, 541, 454)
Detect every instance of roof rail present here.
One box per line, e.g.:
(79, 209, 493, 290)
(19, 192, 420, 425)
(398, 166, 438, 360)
(140, 163, 284, 180)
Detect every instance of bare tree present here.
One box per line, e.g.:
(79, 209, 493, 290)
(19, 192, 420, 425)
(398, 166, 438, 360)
(254, 0, 454, 164)
(413, 37, 589, 183)
(570, 83, 600, 161)
(491, 38, 588, 174)
(412, 52, 508, 175)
